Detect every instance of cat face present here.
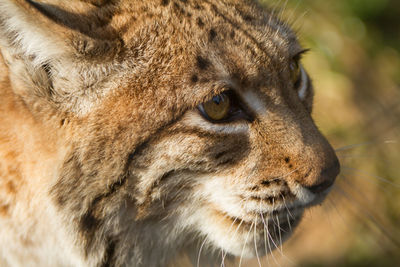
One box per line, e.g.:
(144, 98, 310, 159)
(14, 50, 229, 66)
(0, 0, 339, 264)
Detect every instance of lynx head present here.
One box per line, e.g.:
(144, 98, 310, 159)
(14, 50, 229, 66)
(0, 0, 339, 265)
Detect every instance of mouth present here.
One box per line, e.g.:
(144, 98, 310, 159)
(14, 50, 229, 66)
(197, 179, 322, 258)
(225, 206, 304, 236)
(204, 205, 305, 257)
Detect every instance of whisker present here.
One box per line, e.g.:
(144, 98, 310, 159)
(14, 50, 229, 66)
(338, 154, 383, 159)
(270, 198, 286, 257)
(265, 218, 282, 255)
(264, 218, 280, 266)
(226, 216, 239, 235)
(335, 140, 397, 152)
(220, 216, 239, 267)
(266, 220, 283, 265)
(286, 213, 292, 232)
(276, 215, 283, 252)
(273, 214, 295, 265)
(326, 195, 348, 229)
(341, 166, 400, 188)
(338, 172, 392, 195)
(338, 174, 392, 205)
(338, 155, 397, 166)
(279, 167, 301, 179)
(239, 221, 254, 267)
(221, 217, 246, 264)
(259, 204, 271, 267)
(234, 218, 245, 239)
(196, 237, 208, 267)
(281, 194, 295, 220)
(254, 214, 262, 267)
(220, 249, 225, 267)
(333, 185, 400, 248)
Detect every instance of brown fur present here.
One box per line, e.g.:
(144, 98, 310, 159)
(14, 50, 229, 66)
(0, 0, 339, 266)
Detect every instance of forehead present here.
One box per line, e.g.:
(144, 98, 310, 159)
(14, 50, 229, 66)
(111, 0, 302, 104)
(116, 0, 301, 61)
(188, 0, 302, 57)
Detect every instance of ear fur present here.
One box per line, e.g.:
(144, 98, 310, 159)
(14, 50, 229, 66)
(0, 0, 122, 110)
(0, 0, 72, 68)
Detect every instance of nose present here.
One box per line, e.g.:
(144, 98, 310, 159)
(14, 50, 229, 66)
(304, 159, 340, 194)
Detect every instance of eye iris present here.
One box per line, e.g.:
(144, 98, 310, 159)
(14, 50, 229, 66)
(290, 61, 301, 85)
(203, 93, 230, 120)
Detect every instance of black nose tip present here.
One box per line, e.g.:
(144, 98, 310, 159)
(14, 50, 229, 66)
(306, 159, 340, 194)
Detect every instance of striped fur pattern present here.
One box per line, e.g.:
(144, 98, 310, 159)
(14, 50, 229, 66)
(0, 0, 339, 266)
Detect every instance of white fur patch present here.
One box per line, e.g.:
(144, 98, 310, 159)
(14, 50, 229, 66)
(242, 90, 268, 115)
(0, 0, 68, 68)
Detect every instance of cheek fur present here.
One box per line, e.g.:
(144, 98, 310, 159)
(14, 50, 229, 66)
(131, 127, 251, 210)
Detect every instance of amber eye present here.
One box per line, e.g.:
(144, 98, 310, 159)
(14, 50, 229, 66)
(198, 90, 253, 123)
(201, 93, 231, 121)
(290, 60, 301, 85)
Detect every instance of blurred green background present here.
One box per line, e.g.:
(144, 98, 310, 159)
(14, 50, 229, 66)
(243, 0, 400, 266)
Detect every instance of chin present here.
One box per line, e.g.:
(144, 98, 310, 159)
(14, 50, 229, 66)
(194, 206, 305, 259)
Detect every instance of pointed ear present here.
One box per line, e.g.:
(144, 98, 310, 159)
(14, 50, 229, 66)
(0, 0, 122, 107)
(0, 0, 73, 68)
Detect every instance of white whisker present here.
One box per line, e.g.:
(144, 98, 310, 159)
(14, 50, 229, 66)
(264, 218, 280, 265)
(333, 185, 400, 248)
(259, 202, 271, 266)
(197, 237, 208, 267)
(220, 216, 239, 266)
(335, 140, 397, 152)
(276, 215, 283, 252)
(254, 214, 262, 267)
(220, 249, 225, 267)
(281, 194, 295, 220)
(341, 166, 400, 188)
(286, 213, 292, 233)
(239, 221, 254, 267)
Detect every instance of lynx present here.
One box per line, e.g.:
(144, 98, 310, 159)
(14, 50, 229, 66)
(0, 0, 340, 266)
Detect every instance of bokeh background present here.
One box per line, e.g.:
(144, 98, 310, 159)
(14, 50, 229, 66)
(242, 0, 400, 266)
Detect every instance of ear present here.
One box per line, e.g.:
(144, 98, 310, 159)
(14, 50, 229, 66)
(0, 0, 122, 110)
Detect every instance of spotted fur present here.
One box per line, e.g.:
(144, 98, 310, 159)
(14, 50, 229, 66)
(0, 0, 339, 266)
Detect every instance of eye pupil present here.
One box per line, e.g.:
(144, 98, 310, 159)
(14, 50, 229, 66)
(201, 93, 231, 121)
(212, 95, 222, 105)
